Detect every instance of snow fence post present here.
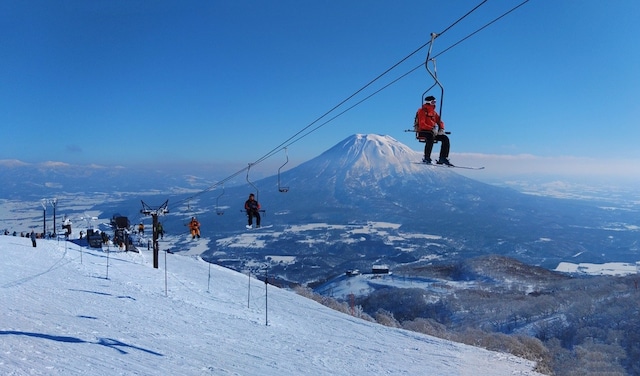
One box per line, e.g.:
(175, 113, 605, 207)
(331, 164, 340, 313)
(265, 269, 268, 326)
(207, 262, 211, 293)
(247, 271, 251, 308)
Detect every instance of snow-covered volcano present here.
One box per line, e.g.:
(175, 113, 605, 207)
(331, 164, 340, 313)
(248, 134, 482, 225)
(194, 134, 638, 279)
(284, 133, 462, 191)
(300, 133, 429, 176)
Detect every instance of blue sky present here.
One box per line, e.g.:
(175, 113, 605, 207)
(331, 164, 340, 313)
(2, 0, 639, 183)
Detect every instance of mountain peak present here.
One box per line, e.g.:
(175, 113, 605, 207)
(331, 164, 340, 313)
(297, 134, 454, 182)
(261, 133, 472, 220)
(329, 134, 418, 168)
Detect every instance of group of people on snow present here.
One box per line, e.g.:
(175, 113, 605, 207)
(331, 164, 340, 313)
(0, 230, 42, 247)
(3, 230, 43, 238)
(4, 196, 264, 247)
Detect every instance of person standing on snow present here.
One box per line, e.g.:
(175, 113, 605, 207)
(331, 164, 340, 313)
(62, 216, 72, 239)
(30, 230, 37, 247)
(414, 95, 453, 166)
(244, 193, 261, 229)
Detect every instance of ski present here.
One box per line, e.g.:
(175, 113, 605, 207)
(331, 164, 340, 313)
(245, 225, 273, 230)
(413, 162, 484, 170)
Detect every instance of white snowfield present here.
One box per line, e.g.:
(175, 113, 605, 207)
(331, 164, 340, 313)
(0, 235, 542, 376)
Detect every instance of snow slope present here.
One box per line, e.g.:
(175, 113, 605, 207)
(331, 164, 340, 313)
(0, 235, 542, 375)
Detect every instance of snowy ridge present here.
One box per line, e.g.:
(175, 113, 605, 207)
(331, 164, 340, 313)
(0, 235, 543, 375)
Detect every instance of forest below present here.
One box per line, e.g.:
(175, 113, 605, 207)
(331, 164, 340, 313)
(297, 255, 640, 375)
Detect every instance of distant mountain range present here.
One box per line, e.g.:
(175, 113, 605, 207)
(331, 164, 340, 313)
(3, 134, 638, 286)
(168, 134, 639, 284)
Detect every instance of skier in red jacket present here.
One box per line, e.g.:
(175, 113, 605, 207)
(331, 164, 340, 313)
(415, 96, 453, 166)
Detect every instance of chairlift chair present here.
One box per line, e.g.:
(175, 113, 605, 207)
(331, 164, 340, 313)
(215, 184, 225, 215)
(245, 163, 266, 216)
(414, 32, 446, 144)
(246, 163, 259, 202)
(277, 148, 290, 193)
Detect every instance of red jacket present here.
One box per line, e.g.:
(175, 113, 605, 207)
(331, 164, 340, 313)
(415, 103, 444, 132)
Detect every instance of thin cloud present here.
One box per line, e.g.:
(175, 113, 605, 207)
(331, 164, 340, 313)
(0, 159, 30, 167)
(451, 152, 640, 183)
(41, 161, 71, 168)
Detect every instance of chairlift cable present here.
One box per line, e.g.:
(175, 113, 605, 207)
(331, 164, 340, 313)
(438, 0, 489, 37)
(170, 0, 528, 210)
(433, 0, 531, 60)
(261, 0, 499, 152)
(244, 0, 490, 167)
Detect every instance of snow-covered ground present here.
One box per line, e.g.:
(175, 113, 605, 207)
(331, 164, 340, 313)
(315, 272, 476, 301)
(0, 234, 543, 375)
(555, 261, 640, 276)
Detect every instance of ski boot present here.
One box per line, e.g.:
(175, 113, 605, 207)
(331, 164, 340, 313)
(437, 158, 454, 167)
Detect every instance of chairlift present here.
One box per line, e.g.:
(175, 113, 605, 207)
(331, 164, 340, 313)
(215, 184, 225, 215)
(246, 163, 259, 202)
(277, 148, 290, 193)
(186, 199, 198, 220)
(244, 163, 266, 216)
(80, 212, 99, 229)
(411, 32, 449, 144)
(423, 33, 444, 116)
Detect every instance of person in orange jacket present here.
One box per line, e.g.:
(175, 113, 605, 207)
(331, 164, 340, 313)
(188, 217, 201, 239)
(415, 96, 453, 166)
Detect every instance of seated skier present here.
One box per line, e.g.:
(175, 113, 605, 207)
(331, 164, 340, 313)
(414, 95, 453, 166)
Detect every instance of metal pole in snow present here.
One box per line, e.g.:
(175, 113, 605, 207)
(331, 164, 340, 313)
(265, 270, 268, 326)
(247, 271, 251, 308)
(51, 199, 57, 238)
(106, 248, 110, 279)
(41, 200, 46, 237)
(207, 262, 211, 293)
